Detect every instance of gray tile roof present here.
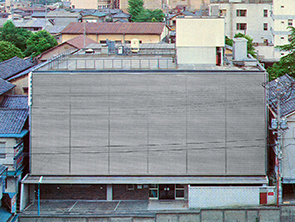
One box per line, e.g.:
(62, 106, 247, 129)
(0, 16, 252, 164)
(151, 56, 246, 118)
(0, 95, 28, 109)
(0, 109, 28, 134)
(267, 74, 295, 117)
(0, 56, 34, 80)
(0, 79, 15, 95)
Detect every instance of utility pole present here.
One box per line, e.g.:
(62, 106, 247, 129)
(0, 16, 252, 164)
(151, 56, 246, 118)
(269, 79, 288, 206)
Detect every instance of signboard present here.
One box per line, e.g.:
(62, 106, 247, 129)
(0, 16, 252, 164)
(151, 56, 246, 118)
(11, 194, 16, 213)
(14, 142, 24, 157)
(14, 154, 24, 171)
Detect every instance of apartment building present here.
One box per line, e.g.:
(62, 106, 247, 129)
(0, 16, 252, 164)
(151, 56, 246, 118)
(209, 0, 273, 45)
(271, 0, 295, 60)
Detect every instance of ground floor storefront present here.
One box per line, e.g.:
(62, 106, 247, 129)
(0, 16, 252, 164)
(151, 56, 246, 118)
(20, 175, 273, 211)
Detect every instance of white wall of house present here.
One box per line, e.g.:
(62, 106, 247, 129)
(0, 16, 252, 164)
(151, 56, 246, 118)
(0, 138, 17, 169)
(209, 3, 272, 44)
(176, 18, 224, 65)
(282, 113, 295, 181)
(272, 0, 295, 60)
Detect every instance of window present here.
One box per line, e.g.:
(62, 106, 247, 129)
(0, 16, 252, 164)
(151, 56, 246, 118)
(126, 184, 134, 190)
(281, 21, 285, 24)
(263, 9, 268, 17)
(149, 185, 158, 199)
(100, 40, 106, 44)
(219, 9, 226, 17)
(281, 5, 284, 8)
(175, 184, 185, 199)
(236, 9, 246, 17)
(263, 23, 268, 31)
(0, 142, 5, 158)
(237, 23, 247, 30)
(288, 19, 293, 26)
(281, 36, 285, 39)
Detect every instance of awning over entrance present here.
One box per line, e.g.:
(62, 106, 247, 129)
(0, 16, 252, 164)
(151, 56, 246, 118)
(22, 175, 268, 185)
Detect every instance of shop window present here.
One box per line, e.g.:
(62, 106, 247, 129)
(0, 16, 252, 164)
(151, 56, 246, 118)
(175, 184, 185, 199)
(149, 184, 158, 199)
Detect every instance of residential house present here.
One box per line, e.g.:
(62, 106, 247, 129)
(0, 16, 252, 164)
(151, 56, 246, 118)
(19, 18, 272, 218)
(82, 11, 107, 22)
(112, 11, 130, 22)
(70, 0, 110, 9)
(266, 74, 295, 202)
(176, 17, 224, 65)
(37, 35, 98, 63)
(119, 0, 209, 12)
(0, 95, 29, 213)
(0, 165, 10, 222)
(0, 56, 35, 95)
(0, 79, 15, 102)
(61, 22, 169, 44)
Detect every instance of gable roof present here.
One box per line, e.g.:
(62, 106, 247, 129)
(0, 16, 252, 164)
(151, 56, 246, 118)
(267, 74, 295, 117)
(0, 95, 28, 135)
(0, 79, 15, 95)
(0, 95, 28, 109)
(66, 35, 98, 49)
(0, 109, 28, 134)
(0, 57, 34, 80)
(61, 22, 166, 35)
(112, 12, 130, 18)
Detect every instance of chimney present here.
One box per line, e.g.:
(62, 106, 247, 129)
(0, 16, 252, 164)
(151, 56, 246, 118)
(233, 37, 248, 61)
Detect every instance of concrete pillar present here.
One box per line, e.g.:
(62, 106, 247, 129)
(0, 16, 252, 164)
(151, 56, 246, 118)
(107, 184, 113, 201)
(20, 183, 28, 211)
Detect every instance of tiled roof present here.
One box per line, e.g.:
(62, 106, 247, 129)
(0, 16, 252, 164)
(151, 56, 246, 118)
(0, 109, 28, 134)
(61, 22, 166, 35)
(66, 35, 97, 49)
(0, 79, 15, 95)
(0, 95, 28, 109)
(112, 12, 130, 18)
(267, 74, 295, 117)
(0, 56, 34, 80)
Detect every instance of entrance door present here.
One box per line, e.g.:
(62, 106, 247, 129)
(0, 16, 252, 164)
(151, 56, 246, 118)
(159, 185, 175, 200)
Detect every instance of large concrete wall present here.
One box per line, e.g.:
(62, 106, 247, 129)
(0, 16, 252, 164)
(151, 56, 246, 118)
(31, 71, 266, 176)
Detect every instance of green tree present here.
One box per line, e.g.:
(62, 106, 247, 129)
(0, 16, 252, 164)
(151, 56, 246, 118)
(267, 27, 295, 80)
(0, 20, 32, 52)
(128, 0, 144, 22)
(24, 30, 58, 57)
(135, 9, 164, 22)
(234, 33, 256, 58)
(0, 41, 24, 62)
(225, 36, 233, 46)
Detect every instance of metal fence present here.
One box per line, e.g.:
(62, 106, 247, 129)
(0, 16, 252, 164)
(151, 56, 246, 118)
(42, 57, 177, 71)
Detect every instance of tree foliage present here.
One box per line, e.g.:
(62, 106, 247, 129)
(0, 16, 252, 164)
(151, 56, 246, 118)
(0, 41, 24, 62)
(267, 27, 295, 80)
(225, 33, 256, 58)
(24, 30, 58, 57)
(0, 20, 32, 52)
(135, 9, 164, 22)
(128, 0, 144, 22)
(234, 33, 256, 58)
